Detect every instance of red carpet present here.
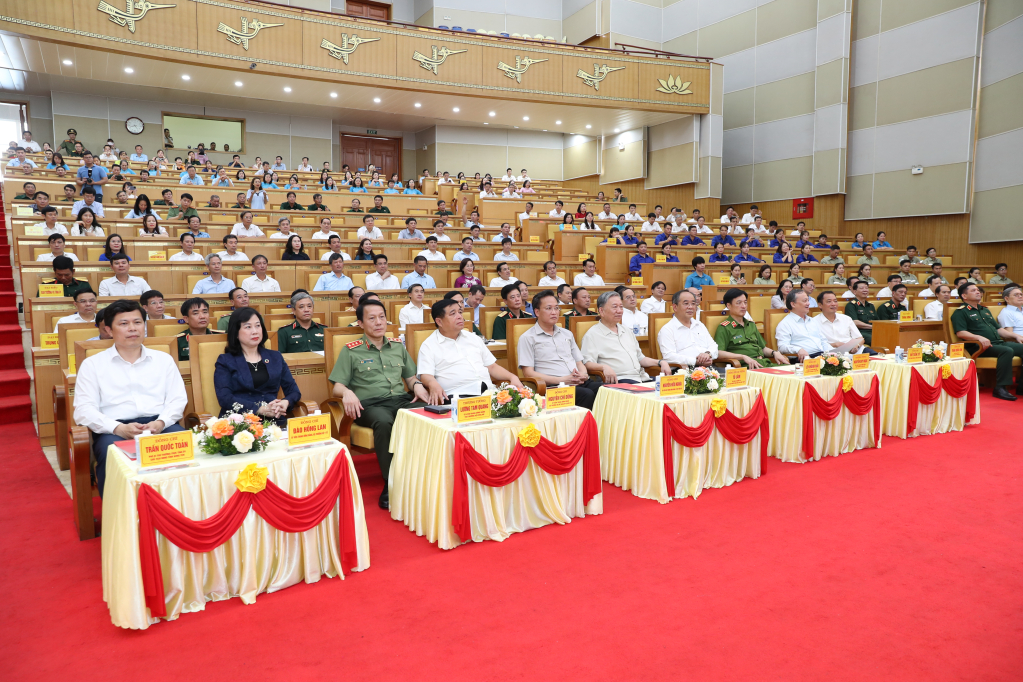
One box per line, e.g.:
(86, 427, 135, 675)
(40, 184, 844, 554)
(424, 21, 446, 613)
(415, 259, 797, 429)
(0, 398, 1021, 681)
(0, 195, 32, 423)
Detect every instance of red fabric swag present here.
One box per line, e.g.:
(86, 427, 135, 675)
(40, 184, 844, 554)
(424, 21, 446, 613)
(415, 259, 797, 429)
(661, 394, 770, 497)
(801, 375, 880, 459)
(451, 412, 601, 543)
(906, 363, 977, 434)
(137, 450, 359, 619)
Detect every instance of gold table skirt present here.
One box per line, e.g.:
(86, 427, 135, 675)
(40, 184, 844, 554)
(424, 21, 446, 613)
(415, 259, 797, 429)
(389, 407, 602, 550)
(101, 439, 371, 630)
(746, 369, 880, 463)
(593, 387, 763, 504)
(871, 357, 980, 438)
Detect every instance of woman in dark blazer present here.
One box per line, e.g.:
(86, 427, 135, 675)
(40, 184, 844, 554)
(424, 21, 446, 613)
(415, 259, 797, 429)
(214, 307, 301, 427)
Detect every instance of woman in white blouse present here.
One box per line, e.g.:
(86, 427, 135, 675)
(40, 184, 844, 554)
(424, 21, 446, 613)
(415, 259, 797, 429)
(639, 281, 667, 314)
(138, 214, 168, 237)
(537, 260, 566, 287)
(72, 207, 105, 237)
(246, 177, 268, 210)
(311, 217, 339, 240)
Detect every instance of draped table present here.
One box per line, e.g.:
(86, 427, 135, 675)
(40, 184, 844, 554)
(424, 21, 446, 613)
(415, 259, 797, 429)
(593, 386, 767, 504)
(388, 407, 602, 550)
(746, 367, 881, 463)
(870, 356, 980, 438)
(102, 439, 370, 630)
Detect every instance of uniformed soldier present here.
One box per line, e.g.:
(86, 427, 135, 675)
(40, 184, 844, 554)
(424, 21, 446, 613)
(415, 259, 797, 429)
(277, 291, 326, 353)
(38, 255, 92, 298)
(175, 297, 221, 361)
(218, 288, 249, 330)
(844, 280, 878, 344)
(328, 299, 429, 509)
(988, 263, 1013, 287)
(58, 129, 78, 157)
(713, 289, 788, 367)
(952, 283, 1023, 401)
(876, 284, 910, 320)
(491, 282, 533, 340)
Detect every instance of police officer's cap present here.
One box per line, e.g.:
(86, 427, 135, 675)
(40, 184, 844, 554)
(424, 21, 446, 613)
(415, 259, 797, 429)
(66, 128, 77, 135)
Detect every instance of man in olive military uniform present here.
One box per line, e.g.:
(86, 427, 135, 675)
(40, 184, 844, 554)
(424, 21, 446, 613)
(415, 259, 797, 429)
(952, 283, 1023, 401)
(329, 299, 429, 509)
(218, 288, 249, 331)
(563, 287, 596, 326)
(876, 284, 910, 320)
(844, 280, 877, 344)
(491, 282, 533, 340)
(713, 288, 788, 367)
(58, 129, 79, 157)
(175, 297, 220, 361)
(277, 291, 326, 353)
(38, 256, 92, 298)
(989, 263, 1013, 287)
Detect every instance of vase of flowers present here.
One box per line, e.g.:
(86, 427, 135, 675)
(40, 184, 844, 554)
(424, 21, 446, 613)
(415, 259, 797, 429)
(491, 383, 546, 419)
(914, 340, 945, 363)
(819, 351, 852, 376)
(674, 367, 721, 395)
(193, 404, 282, 456)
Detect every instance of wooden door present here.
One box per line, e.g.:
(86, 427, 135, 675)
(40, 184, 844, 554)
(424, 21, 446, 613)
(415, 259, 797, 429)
(340, 134, 401, 179)
(345, 0, 390, 20)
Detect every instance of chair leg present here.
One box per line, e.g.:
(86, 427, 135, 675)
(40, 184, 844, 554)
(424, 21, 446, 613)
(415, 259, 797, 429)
(69, 427, 97, 541)
(53, 386, 69, 471)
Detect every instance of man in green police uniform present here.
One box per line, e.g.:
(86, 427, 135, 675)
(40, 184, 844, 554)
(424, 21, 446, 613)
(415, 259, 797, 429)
(844, 280, 877, 344)
(175, 297, 221, 361)
(277, 291, 326, 353)
(491, 282, 533, 340)
(329, 299, 429, 509)
(563, 287, 596, 325)
(38, 256, 92, 298)
(713, 288, 788, 367)
(217, 288, 249, 330)
(952, 283, 1023, 401)
(875, 284, 910, 320)
(58, 129, 79, 157)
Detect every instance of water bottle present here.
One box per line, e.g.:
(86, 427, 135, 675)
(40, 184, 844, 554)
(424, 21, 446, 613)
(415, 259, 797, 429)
(633, 325, 640, 335)
(894, 346, 904, 363)
(655, 375, 661, 395)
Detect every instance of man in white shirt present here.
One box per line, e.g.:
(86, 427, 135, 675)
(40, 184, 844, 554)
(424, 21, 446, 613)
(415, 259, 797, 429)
(139, 290, 177, 326)
(502, 183, 521, 198)
(218, 235, 249, 262)
(431, 220, 452, 241)
(479, 182, 498, 198)
(741, 205, 760, 224)
(538, 260, 565, 287)
(814, 291, 865, 350)
(451, 237, 479, 261)
(641, 213, 660, 232)
(37, 233, 79, 262)
(33, 206, 69, 237)
(71, 187, 106, 218)
(99, 254, 151, 296)
(419, 298, 523, 399)
(876, 274, 902, 300)
(548, 200, 567, 218)
(925, 284, 952, 321)
(573, 259, 605, 287)
(694, 216, 713, 234)
(365, 254, 401, 290)
(21, 132, 41, 153)
(241, 255, 281, 292)
(73, 299, 187, 496)
(397, 284, 427, 330)
(516, 169, 530, 183)
(582, 291, 670, 383)
(320, 235, 351, 261)
(99, 145, 118, 162)
(418, 236, 447, 261)
(917, 274, 958, 299)
(179, 165, 204, 185)
(518, 202, 534, 223)
(357, 215, 384, 240)
(492, 223, 515, 242)
(620, 287, 649, 335)
(489, 262, 519, 289)
(500, 168, 515, 182)
(438, 171, 455, 185)
(720, 206, 737, 224)
(170, 233, 205, 261)
(229, 211, 264, 238)
(54, 288, 98, 331)
(658, 290, 718, 365)
(598, 203, 615, 220)
(623, 204, 642, 222)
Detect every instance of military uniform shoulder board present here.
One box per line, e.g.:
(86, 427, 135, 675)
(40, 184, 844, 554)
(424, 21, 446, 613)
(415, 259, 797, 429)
(42, 278, 55, 283)
(175, 330, 187, 337)
(388, 337, 402, 343)
(957, 305, 967, 310)
(498, 311, 508, 317)
(345, 339, 364, 349)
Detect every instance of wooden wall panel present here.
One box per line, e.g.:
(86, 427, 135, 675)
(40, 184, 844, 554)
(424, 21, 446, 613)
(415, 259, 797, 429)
(564, 175, 697, 214)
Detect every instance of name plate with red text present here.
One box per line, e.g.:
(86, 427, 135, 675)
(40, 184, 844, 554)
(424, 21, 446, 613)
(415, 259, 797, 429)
(38, 284, 64, 297)
(631, 277, 644, 286)
(455, 395, 492, 425)
(899, 310, 913, 322)
(949, 343, 964, 359)
(803, 357, 821, 376)
(40, 333, 59, 349)
(906, 347, 923, 364)
(545, 385, 575, 411)
(725, 367, 747, 389)
(658, 374, 686, 397)
(138, 430, 195, 470)
(852, 353, 870, 371)
(288, 412, 332, 447)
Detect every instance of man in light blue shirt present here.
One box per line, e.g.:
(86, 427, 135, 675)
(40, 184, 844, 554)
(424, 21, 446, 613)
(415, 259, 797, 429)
(76, 152, 109, 201)
(998, 285, 1023, 334)
(451, 237, 479, 261)
(776, 290, 860, 359)
(180, 166, 205, 185)
(271, 156, 287, 172)
(192, 254, 235, 294)
(313, 254, 355, 291)
(400, 256, 437, 290)
(130, 145, 147, 163)
(683, 256, 714, 290)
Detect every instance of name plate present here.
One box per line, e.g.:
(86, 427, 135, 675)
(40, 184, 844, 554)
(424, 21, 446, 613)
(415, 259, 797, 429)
(148, 250, 167, 261)
(24, 224, 45, 235)
(577, 253, 589, 262)
(659, 374, 686, 397)
(529, 235, 540, 243)
(38, 283, 65, 297)
(455, 394, 492, 425)
(852, 353, 870, 371)
(40, 333, 59, 349)
(906, 347, 923, 363)
(630, 276, 644, 286)
(17, 206, 35, 216)
(138, 430, 194, 470)
(545, 385, 575, 411)
(899, 310, 913, 322)
(287, 412, 331, 447)
(717, 275, 731, 286)
(803, 357, 821, 376)
(949, 343, 964, 359)
(725, 367, 747, 389)
(655, 255, 666, 263)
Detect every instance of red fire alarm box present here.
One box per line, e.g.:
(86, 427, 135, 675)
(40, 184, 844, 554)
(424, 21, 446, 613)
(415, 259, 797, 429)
(792, 197, 814, 220)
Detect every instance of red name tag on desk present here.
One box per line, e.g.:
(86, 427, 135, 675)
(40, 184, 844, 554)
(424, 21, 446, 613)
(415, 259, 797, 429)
(852, 353, 869, 370)
(803, 358, 821, 376)
(949, 343, 964, 359)
(899, 310, 913, 322)
(725, 367, 747, 388)
(906, 347, 923, 364)
(659, 374, 686, 396)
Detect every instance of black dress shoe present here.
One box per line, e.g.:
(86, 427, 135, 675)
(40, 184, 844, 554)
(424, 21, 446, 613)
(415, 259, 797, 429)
(378, 489, 389, 510)
(993, 387, 1017, 401)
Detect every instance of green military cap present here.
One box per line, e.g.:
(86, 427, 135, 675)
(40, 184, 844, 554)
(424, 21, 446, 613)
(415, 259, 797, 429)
(67, 128, 77, 135)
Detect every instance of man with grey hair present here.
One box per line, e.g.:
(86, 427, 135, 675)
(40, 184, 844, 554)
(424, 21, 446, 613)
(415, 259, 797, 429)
(581, 291, 671, 383)
(278, 290, 327, 352)
(997, 284, 1023, 335)
(191, 253, 234, 294)
(658, 290, 717, 366)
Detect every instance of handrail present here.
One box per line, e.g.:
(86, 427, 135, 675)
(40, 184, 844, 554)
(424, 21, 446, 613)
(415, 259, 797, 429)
(613, 43, 714, 62)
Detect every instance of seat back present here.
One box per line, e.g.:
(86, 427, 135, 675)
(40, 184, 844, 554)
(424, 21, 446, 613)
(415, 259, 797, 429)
(188, 334, 229, 415)
(330, 311, 358, 327)
(482, 308, 503, 339)
(703, 312, 728, 342)
(647, 312, 675, 359)
(568, 315, 598, 347)
(405, 323, 436, 364)
(58, 322, 98, 372)
(147, 318, 188, 337)
(506, 317, 540, 376)
(763, 308, 791, 351)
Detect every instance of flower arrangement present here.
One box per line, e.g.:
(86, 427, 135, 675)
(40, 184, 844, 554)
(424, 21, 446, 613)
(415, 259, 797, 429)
(193, 404, 282, 456)
(819, 351, 853, 376)
(673, 367, 721, 395)
(491, 383, 546, 419)
(913, 340, 944, 363)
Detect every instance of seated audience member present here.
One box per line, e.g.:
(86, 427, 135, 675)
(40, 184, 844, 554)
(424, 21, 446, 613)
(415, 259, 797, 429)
(754, 264, 774, 285)
(33, 205, 69, 236)
(640, 281, 668, 315)
(518, 291, 603, 409)
(492, 282, 534, 340)
(728, 263, 746, 285)
(768, 229, 786, 247)
(771, 280, 794, 309)
(800, 278, 818, 307)
(873, 284, 910, 320)
(53, 288, 98, 331)
(714, 288, 787, 367)
(277, 292, 326, 353)
(796, 244, 819, 264)
(785, 264, 803, 285)
(489, 262, 519, 289)
(815, 291, 866, 352)
(99, 253, 150, 296)
(564, 287, 595, 324)
(989, 263, 1012, 286)
(167, 192, 198, 220)
(320, 235, 351, 262)
(681, 225, 705, 246)
(828, 263, 848, 285)
(538, 261, 566, 287)
(37, 233, 78, 262)
(967, 267, 985, 285)
(419, 298, 523, 400)
(366, 254, 401, 290)
(175, 297, 219, 360)
(629, 242, 655, 275)
(311, 217, 339, 241)
(574, 259, 605, 286)
(215, 307, 300, 426)
(794, 230, 813, 250)
(777, 290, 854, 359)
(581, 291, 670, 383)
(902, 245, 922, 263)
(997, 285, 1023, 334)
(920, 247, 939, 265)
(857, 244, 880, 265)
(39, 256, 91, 297)
(455, 258, 481, 288)
(774, 242, 794, 263)
(929, 262, 948, 285)
(314, 253, 355, 291)
(842, 277, 861, 299)
(952, 283, 1023, 400)
(192, 254, 234, 294)
(398, 217, 425, 240)
(401, 256, 437, 290)
(844, 280, 877, 344)
(241, 255, 281, 292)
(217, 287, 250, 330)
(711, 226, 736, 248)
(924, 284, 953, 321)
(820, 245, 844, 265)
(452, 237, 478, 262)
(418, 236, 446, 262)
(280, 192, 304, 211)
(814, 234, 830, 249)
(71, 187, 105, 218)
(231, 211, 266, 238)
(330, 299, 429, 508)
(872, 231, 893, 250)
(896, 259, 919, 284)
(734, 241, 761, 263)
(398, 284, 428, 330)
(709, 242, 731, 263)
(282, 234, 310, 261)
(140, 290, 175, 324)
(654, 222, 677, 246)
(684, 256, 714, 290)
(875, 274, 901, 299)
(660, 244, 680, 263)
(170, 232, 204, 261)
(658, 289, 717, 366)
(73, 299, 187, 496)
(557, 283, 573, 305)
(219, 235, 249, 261)
(857, 263, 877, 285)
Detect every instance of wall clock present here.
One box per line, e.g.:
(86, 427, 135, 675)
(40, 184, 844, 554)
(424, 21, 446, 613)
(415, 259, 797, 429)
(125, 117, 145, 134)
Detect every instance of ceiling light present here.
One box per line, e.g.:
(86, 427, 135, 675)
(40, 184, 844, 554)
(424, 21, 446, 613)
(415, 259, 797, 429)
(614, 128, 620, 133)
(452, 107, 460, 112)
(330, 92, 338, 98)
(234, 81, 243, 87)
(585, 124, 592, 129)
(62, 59, 72, 66)
(373, 97, 381, 103)
(124, 67, 134, 74)
(489, 111, 496, 117)
(181, 74, 190, 80)
(555, 120, 562, 125)
(523, 116, 529, 121)
(414, 102, 421, 108)
(483, 122, 488, 125)
(284, 87, 292, 92)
